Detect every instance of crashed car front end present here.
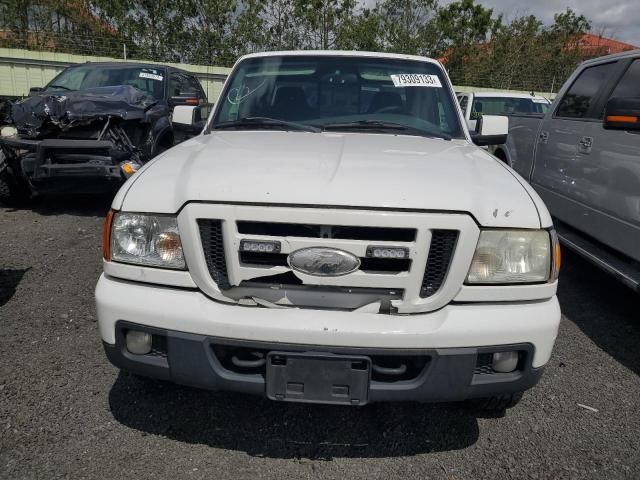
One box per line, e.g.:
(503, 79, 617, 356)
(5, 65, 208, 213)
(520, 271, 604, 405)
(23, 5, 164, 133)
(0, 85, 165, 194)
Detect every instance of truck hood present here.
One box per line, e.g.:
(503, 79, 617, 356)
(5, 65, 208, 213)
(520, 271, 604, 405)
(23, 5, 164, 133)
(11, 85, 157, 138)
(117, 131, 541, 228)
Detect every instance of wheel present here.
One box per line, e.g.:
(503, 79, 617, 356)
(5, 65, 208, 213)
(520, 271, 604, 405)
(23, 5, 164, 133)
(0, 164, 30, 207)
(465, 392, 524, 412)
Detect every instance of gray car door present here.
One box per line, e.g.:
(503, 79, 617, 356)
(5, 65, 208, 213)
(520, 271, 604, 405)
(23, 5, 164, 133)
(568, 58, 640, 261)
(530, 61, 621, 233)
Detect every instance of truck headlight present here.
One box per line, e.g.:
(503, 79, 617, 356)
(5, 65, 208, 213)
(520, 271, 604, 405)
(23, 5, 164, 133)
(109, 212, 185, 269)
(467, 230, 556, 284)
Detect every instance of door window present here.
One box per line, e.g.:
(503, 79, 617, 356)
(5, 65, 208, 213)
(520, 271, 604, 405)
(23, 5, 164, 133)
(555, 62, 616, 119)
(609, 59, 640, 98)
(459, 95, 468, 114)
(185, 75, 205, 100)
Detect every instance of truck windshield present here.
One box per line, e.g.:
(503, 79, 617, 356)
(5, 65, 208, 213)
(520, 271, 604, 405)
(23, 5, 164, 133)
(472, 96, 550, 116)
(46, 66, 166, 99)
(210, 55, 463, 139)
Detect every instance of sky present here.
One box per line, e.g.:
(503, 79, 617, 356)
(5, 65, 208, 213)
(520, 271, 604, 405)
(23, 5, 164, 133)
(438, 0, 640, 46)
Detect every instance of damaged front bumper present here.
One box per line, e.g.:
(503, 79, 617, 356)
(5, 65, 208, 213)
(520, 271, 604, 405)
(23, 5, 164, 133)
(0, 136, 139, 193)
(96, 274, 560, 404)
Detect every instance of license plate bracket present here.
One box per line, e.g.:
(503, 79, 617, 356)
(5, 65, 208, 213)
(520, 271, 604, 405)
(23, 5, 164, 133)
(266, 352, 370, 405)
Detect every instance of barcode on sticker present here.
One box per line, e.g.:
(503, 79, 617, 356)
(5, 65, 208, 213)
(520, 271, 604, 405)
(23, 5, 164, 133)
(390, 74, 442, 88)
(140, 72, 163, 81)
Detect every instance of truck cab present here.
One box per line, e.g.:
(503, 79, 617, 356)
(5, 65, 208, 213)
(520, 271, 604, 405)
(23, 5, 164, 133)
(96, 51, 561, 411)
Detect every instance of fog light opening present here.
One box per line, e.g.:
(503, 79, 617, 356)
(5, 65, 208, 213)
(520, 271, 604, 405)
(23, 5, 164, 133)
(492, 351, 519, 373)
(125, 330, 152, 355)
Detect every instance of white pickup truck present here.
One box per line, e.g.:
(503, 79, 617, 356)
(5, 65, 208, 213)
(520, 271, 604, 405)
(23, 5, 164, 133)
(457, 91, 552, 132)
(96, 51, 561, 411)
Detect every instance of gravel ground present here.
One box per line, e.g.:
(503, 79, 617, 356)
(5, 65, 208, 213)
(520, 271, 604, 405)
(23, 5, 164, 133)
(0, 197, 638, 480)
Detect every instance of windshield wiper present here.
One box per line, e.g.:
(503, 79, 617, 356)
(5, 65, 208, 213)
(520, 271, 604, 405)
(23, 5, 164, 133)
(210, 117, 320, 133)
(322, 120, 451, 140)
(48, 84, 72, 91)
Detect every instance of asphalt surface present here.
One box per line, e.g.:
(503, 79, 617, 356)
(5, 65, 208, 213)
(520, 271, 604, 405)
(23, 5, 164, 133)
(0, 196, 638, 480)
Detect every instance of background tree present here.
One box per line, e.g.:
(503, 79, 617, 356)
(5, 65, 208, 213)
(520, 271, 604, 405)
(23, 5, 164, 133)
(542, 8, 591, 89)
(261, 0, 300, 50)
(434, 0, 495, 84)
(335, 6, 384, 51)
(0, 0, 608, 92)
(377, 0, 438, 55)
(292, 0, 357, 50)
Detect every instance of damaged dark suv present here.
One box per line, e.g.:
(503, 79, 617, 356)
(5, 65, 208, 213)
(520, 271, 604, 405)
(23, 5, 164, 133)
(0, 62, 208, 204)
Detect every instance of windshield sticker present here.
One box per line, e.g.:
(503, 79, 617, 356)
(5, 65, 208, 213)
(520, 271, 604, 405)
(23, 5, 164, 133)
(531, 98, 549, 103)
(390, 74, 442, 88)
(226, 80, 266, 105)
(139, 72, 163, 81)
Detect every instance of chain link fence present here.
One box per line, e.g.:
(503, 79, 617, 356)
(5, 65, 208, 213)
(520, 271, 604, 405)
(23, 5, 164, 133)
(1, 29, 600, 101)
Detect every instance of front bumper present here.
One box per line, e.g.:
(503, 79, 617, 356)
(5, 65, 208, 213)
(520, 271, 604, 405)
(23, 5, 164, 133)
(104, 325, 544, 403)
(1, 136, 127, 193)
(96, 274, 560, 403)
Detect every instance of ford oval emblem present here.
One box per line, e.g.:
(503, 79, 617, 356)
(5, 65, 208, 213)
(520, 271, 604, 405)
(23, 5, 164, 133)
(288, 247, 361, 277)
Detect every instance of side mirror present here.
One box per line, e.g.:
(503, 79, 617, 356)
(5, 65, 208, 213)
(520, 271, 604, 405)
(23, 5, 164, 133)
(472, 115, 508, 146)
(604, 97, 640, 130)
(28, 87, 44, 96)
(172, 105, 207, 133)
(172, 105, 198, 126)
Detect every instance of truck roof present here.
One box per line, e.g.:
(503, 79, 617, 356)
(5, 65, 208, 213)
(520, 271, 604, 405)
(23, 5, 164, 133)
(72, 61, 191, 74)
(238, 50, 442, 66)
(580, 48, 640, 67)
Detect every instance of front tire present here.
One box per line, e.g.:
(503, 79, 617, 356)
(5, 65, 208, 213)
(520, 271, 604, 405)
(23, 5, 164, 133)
(0, 165, 30, 207)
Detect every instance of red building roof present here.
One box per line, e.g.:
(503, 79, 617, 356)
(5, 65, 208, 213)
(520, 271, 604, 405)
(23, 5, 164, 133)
(438, 34, 638, 65)
(576, 34, 638, 56)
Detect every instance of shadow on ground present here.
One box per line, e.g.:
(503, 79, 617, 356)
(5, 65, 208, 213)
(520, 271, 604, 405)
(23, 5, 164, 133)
(1, 193, 113, 217)
(0, 267, 29, 307)
(558, 250, 640, 376)
(109, 372, 481, 459)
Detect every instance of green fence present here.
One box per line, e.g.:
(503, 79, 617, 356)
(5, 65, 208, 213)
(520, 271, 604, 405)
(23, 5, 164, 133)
(0, 47, 554, 103)
(0, 48, 231, 102)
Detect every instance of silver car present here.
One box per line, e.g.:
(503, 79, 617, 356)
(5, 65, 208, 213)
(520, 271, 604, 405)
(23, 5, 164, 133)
(497, 50, 640, 291)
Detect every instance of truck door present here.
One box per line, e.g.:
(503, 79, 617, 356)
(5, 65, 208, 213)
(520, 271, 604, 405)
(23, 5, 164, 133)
(567, 58, 640, 261)
(530, 61, 620, 226)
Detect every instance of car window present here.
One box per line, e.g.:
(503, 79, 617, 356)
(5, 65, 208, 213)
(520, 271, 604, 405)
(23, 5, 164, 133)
(170, 72, 203, 98)
(47, 66, 165, 99)
(459, 95, 469, 114)
(556, 62, 616, 119)
(472, 97, 549, 116)
(186, 75, 205, 99)
(212, 55, 464, 139)
(49, 68, 87, 90)
(609, 59, 640, 99)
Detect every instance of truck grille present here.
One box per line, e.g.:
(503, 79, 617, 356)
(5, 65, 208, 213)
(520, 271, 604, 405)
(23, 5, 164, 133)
(190, 205, 473, 313)
(420, 230, 458, 298)
(237, 221, 416, 242)
(198, 219, 230, 290)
